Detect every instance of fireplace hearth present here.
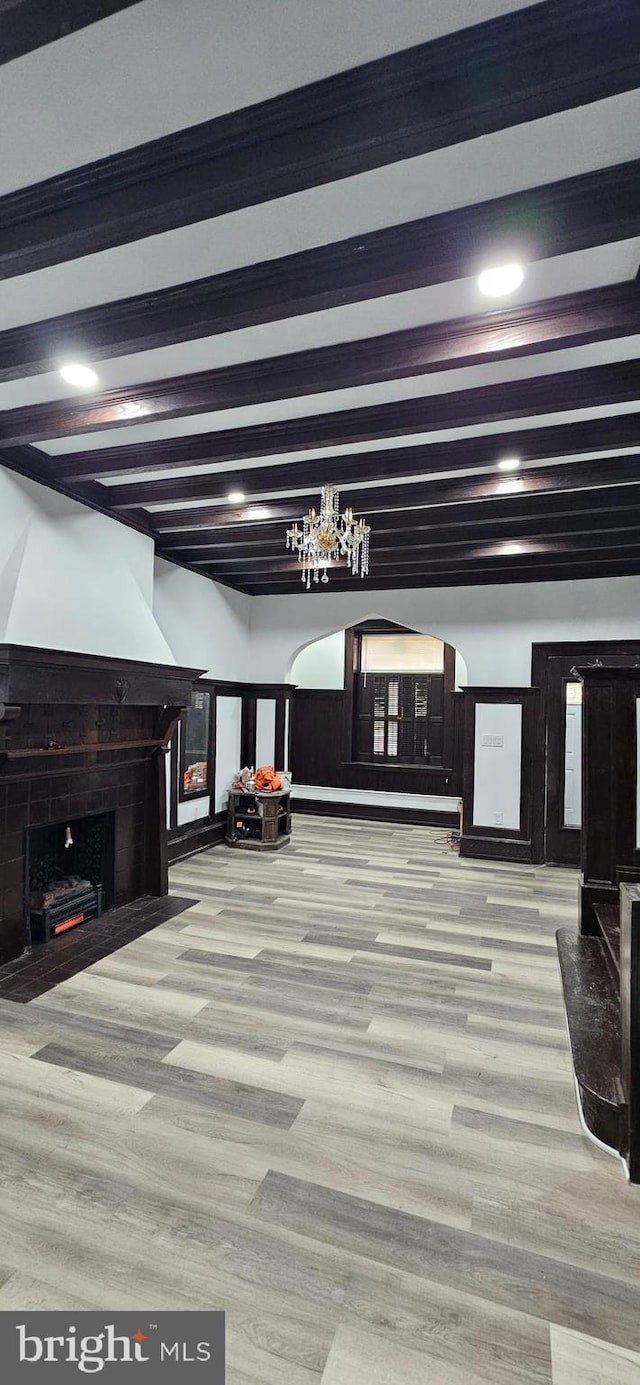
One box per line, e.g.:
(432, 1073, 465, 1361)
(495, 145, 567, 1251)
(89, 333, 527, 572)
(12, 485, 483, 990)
(0, 645, 203, 966)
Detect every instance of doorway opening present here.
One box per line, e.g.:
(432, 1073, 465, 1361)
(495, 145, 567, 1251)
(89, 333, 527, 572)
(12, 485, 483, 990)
(532, 642, 640, 865)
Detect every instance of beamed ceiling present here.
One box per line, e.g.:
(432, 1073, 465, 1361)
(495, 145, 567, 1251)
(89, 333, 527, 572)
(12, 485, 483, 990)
(2, 0, 640, 595)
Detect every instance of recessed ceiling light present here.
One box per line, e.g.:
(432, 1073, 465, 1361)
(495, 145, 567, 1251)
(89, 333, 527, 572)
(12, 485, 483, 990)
(227, 490, 245, 503)
(59, 363, 99, 388)
(496, 477, 524, 494)
(497, 456, 521, 472)
(117, 401, 149, 419)
(478, 263, 525, 297)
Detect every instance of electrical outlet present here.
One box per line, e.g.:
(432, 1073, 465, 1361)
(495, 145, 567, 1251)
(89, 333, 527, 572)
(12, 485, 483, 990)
(494, 812, 503, 826)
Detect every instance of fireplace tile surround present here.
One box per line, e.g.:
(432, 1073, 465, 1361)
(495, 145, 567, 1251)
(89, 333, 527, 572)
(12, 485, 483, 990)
(0, 645, 202, 967)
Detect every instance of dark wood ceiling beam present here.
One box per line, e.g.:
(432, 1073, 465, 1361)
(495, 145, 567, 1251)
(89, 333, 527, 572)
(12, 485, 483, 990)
(212, 545, 640, 589)
(190, 526, 640, 569)
(96, 412, 640, 509)
(2, 160, 639, 386)
(161, 517, 640, 564)
(0, 0, 139, 66)
(191, 530, 640, 589)
(235, 552, 640, 595)
(1, 0, 637, 278)
(148, 453, 640, 535)
(20, 281, 640, 450)
(54, 361, 640, 480)
(154, 485, 640, 556)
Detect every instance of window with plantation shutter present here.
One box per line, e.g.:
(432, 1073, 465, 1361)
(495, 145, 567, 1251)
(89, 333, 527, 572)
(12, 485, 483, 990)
(355, 668, 444, 765)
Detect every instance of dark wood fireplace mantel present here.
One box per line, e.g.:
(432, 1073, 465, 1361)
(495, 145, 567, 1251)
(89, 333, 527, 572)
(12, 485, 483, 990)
(0, 644, 203, 710)
(0, 645, 204, 967)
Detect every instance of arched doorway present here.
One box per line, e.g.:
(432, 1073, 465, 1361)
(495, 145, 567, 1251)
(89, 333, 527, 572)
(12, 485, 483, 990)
(290, 618, 464, 819)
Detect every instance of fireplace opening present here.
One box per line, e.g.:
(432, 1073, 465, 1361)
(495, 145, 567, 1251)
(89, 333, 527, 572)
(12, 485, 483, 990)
(27, 811, 115, 945)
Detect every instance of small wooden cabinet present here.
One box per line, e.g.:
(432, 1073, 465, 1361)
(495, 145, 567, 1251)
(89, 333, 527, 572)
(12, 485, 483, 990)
(226, 788, 291, 851)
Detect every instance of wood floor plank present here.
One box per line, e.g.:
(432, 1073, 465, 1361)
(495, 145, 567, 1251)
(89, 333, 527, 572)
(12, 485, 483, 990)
(250, 1170, 640, 1350)
(319, 1323, 551, 1385)
(32, 1040, 304, 1130)
(0, 814, 636, 1383)
(550, 1325, 640, 1384)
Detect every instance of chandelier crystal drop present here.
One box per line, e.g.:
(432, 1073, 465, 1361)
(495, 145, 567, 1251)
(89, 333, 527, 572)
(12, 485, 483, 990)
(286, 486, 371, 589)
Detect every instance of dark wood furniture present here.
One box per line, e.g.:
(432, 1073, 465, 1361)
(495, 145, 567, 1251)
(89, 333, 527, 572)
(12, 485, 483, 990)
(226, 789, 291, 851)
(556, 664, 640, 1179)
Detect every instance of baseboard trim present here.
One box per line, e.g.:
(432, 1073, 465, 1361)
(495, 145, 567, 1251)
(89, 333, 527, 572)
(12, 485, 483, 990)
(292, 799, 458, 828)
(459, 833, 532, 863)
(167, 813, 226, 863)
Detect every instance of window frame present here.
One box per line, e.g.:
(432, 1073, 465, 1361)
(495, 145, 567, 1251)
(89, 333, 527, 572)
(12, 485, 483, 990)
(178, 688, 212, 802)
(343, 622, 456, 771)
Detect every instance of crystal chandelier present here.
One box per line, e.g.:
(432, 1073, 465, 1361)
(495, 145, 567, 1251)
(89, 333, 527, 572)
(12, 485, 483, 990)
(286, 486, 371, 589)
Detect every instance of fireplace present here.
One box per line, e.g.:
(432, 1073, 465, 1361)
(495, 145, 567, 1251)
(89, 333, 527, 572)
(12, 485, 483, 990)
(27, 811, 115, 943)
(0, 645, 203, 966)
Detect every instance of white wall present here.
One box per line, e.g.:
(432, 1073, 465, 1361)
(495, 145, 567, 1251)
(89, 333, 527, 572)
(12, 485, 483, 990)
(291, 625, 468, 689)
(472, 703, 522, 831)
(214, 696, 243, 813)
(153, 557, 251, 679)
(0, 466, 255, 680)
(291, 630, 346, 688)
(255, 697, 277, 766)
(250, 576, 640, 687)
(0, 466, 175, 662)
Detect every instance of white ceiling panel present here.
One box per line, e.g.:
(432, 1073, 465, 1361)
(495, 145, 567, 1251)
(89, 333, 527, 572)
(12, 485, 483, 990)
(1, 89, 638, 332)
(0, 0, 541, 196)
(88, 399, 640, 485)
(34, 334, 640, 455)
(2, 238, 638, 413)
(4, 0, 640, 592)
(138, 447, 640, 513)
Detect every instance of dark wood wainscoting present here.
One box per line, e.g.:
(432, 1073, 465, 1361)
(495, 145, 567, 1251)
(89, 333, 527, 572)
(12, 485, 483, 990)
(167, 811, 227, 864)
(459, 687, 539, 864)
(292, 798, 459, 828)
(167, 678, 294, 860)
(291, 691, 344, 788)
(290, 688, 460, 802)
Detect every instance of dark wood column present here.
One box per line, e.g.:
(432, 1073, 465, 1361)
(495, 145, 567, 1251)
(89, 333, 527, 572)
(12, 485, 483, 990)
(579, 666, 640, 933)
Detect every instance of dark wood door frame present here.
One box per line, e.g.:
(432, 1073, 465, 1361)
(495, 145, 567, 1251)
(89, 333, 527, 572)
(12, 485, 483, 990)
(531, 640, 640, 865)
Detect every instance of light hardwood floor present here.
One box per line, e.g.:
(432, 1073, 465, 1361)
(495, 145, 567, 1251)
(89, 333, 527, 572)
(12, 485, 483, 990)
(1, 815, 639, 1383)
